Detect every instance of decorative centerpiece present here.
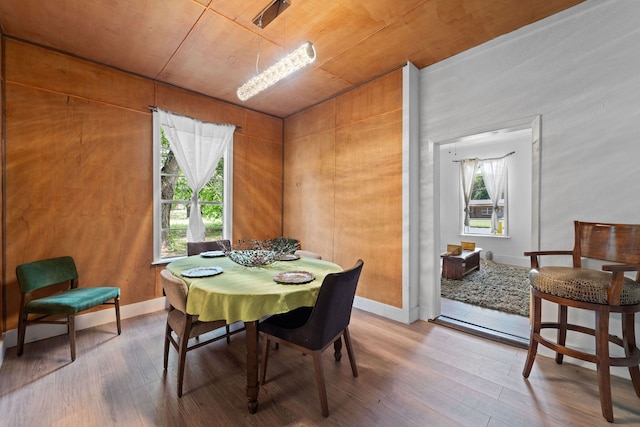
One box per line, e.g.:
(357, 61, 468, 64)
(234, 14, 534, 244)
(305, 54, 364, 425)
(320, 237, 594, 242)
(270, 237, 300, 257)
(225, 237, 299, 267)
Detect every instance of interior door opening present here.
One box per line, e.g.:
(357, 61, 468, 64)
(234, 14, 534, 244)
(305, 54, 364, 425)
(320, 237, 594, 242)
(429, 117, 541, 346)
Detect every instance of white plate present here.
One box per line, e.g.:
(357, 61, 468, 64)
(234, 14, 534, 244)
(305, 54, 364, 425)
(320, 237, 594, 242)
(277, 253, 300, 261)
(273, 271, 315, 284)
(200, 250, 225, 258)
(181, 266, 223, 278)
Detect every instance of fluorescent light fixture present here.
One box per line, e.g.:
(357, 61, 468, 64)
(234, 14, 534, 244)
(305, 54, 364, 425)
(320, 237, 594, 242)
(237, 41, 316, 101)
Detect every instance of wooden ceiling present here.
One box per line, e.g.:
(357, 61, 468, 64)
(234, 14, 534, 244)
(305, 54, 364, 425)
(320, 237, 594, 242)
(0, 0, 584, 118)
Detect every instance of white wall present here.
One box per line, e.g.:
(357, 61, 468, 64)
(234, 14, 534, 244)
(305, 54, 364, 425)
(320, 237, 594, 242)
(419, 0, 640, 375)
(439, 129, 532, 266)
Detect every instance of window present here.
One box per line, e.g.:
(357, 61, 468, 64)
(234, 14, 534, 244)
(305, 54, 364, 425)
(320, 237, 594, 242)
(461, 156, 509, 236)
(153, 111, 234, 262)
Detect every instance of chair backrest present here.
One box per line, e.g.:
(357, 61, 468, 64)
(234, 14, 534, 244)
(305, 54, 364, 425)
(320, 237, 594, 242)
(295, 250, 322, 259)
(16, 256, 78, 294)
(160, 269, 189, 313)
(187, 239, 231, 256)
(573, 221, 640, 275)
(300, 259, 364, 350)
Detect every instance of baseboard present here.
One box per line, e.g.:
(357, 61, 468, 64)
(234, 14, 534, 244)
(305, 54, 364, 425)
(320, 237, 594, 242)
(490, 254, 530, 268)
(353, 296, 418, 324)
(0, 297, 167, 370)
(0, 334, 6, 371)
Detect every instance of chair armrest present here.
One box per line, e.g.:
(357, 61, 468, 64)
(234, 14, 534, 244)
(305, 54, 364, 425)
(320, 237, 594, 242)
(523, 250, 573, 269)
(602, 264, 640, 305)
(602, 264, 640, 273)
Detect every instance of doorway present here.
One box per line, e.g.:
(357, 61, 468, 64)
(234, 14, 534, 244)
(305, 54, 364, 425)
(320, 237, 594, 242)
(427, 116, 541, 344)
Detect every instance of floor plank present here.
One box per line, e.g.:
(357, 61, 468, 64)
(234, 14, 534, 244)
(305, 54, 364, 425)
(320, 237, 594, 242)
(1, 309, 639, 426)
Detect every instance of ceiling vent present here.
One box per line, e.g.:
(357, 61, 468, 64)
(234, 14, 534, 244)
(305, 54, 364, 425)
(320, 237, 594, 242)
(252, 0, 291, 29)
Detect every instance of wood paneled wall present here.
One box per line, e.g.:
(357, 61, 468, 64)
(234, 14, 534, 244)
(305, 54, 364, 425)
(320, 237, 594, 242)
(283, 70, 403, 307)
(1, 38, 283, 331)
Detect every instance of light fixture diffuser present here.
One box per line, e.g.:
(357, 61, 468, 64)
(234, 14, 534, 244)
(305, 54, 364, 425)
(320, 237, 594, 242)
(237, 41, 316, 101)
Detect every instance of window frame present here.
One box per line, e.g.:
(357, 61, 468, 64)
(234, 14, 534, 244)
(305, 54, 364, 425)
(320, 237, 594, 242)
(152, 111, 233, 263)
(461, 163, 508, 237)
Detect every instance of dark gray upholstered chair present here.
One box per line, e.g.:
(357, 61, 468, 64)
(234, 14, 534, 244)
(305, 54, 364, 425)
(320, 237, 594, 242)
(523, 221, 640, 422)
(16, 256, 121, 361)
(186, 239, 231, 256)
(259, 259, 364, 417)
(161, 269, 243, 397)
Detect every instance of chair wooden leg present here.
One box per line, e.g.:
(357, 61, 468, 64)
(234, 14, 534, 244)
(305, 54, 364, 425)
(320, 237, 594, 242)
(622, 312, 640, 398)
(177, 318, 193, 397)
(17, 310, 27, 357)
(69, 315, 76, 362)
(343, 327, 358, 377)
(595, 309, 614, 423)
(114, 297, 122, 335)
(163, 323, 171, 370)
(311, 350, 329, 417)
(260, 335, 271, 385)
(333, 336, 342, 361)
(556, 304, 568, 364)
(523, 293, 541, 378)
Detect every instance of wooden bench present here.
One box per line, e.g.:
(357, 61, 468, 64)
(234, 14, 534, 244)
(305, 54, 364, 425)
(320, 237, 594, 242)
(441, 248, 482, 280)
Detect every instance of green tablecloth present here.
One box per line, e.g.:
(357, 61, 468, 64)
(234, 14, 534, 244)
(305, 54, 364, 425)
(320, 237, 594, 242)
(166, 255, 342, 323)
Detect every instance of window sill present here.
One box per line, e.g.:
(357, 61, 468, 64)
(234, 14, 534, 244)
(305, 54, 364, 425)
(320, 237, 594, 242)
(152, 256, 186, 266)
(459, 233, 510, 239)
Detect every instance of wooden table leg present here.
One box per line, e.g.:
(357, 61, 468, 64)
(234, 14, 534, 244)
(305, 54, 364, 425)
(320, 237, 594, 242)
(245, 320, 259, 413)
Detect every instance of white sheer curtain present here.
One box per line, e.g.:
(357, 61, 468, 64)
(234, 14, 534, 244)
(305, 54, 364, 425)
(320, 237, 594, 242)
(158, 109, 235, 242)
(480, 157, 509, 234)
(460, 158, 479, 228)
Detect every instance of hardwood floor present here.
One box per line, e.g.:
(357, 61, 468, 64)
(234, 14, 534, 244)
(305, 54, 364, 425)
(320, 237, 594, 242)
(1, 309, 640, 426)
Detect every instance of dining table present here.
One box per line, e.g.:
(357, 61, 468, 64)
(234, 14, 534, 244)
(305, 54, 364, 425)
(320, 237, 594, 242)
(165, 252, 342, 413)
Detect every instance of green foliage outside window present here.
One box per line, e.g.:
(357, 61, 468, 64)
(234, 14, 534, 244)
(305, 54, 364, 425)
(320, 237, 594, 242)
(471, 173, 489, 200)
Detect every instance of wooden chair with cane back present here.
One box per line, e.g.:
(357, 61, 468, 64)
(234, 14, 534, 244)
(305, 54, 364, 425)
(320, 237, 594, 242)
(522, 221, 640, 422)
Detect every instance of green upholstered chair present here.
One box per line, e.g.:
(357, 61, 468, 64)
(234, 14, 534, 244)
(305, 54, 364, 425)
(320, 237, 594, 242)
(16, 256, 121, 361)
(161, 269, 243, 397)
(523, 221, 640, 422)
(259, 259, 364, 417)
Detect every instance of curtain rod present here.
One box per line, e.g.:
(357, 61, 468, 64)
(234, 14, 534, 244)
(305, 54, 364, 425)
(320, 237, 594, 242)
(149, 106, 242, 132)
(452, 150, 515, 162)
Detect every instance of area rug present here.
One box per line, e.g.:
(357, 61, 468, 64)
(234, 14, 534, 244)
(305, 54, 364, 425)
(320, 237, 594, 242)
(441, 260, 531, 317)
